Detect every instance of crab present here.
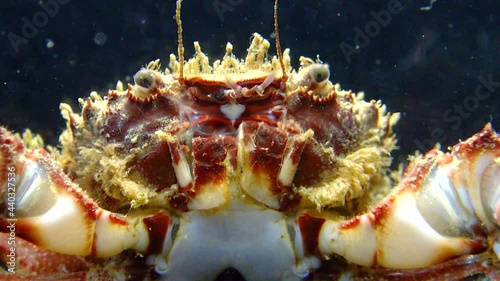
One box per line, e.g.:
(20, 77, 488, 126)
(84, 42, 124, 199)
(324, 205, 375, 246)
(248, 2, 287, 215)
(1, 0, 500, 280)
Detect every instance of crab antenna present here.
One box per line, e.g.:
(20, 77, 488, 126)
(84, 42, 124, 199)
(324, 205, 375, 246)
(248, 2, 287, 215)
(175, 0, 184, 81)
(274, 0, 287, 80)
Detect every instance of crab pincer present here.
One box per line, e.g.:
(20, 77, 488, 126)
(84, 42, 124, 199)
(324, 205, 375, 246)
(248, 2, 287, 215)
(0, 128, 175, 260)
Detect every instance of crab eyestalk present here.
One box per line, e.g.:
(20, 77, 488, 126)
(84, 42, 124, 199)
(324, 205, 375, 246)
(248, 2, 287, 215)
(0, 129, 175, 258)
(315, 124, 500, 269)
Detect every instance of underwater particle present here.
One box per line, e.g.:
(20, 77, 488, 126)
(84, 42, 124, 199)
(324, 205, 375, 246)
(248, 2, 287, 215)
(45, 38, 54, 48)
(420, 0, 437, 11)
(93, 32, 107, 45)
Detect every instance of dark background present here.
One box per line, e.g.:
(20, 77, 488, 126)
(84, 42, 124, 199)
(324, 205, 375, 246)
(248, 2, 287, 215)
(0, 0, 498, 165)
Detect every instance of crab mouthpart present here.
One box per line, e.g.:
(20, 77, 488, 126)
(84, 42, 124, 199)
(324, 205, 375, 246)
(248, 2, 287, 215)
(220, 102, 246, 121)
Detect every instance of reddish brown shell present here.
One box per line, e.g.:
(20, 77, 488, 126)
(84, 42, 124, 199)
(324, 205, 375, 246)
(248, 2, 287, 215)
(54, 34, 399, 213)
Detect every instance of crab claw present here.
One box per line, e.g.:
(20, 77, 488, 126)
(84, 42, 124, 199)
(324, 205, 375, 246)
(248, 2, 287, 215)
(315, 123, 500, 269)
(0, 128, 174, 258)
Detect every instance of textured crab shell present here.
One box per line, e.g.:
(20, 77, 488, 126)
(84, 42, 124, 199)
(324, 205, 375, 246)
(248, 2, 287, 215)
(54, 33, 399, 213)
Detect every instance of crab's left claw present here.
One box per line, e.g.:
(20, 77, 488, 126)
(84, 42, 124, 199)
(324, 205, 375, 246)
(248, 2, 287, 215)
(311, 124, 500, 269)
(0, 127, 174, 258)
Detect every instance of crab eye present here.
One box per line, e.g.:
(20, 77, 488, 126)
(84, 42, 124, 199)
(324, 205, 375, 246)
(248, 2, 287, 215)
(134, 69, 156, 90)
(310, 64, 330, 85)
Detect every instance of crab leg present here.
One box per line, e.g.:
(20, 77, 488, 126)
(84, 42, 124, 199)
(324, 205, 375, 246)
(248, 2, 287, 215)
(314, 124, 500, 269)
(0, 129, 174, 258)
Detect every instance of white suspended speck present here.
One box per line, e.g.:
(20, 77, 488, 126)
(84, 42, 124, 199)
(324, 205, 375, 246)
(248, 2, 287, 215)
(420, 0, 437, 11)
(45, 38, 55, 49)
(93, 32, 108, 46)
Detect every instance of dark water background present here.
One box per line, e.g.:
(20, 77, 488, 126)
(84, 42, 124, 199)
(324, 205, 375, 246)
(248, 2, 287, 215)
(0, 0, 498, 166)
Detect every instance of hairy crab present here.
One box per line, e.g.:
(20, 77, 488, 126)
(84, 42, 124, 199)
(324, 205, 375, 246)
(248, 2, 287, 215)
(1, 0, 500, 280)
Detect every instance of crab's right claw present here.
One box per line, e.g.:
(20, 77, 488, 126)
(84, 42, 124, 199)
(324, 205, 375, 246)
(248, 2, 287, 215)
(317, 123, 500, 269)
